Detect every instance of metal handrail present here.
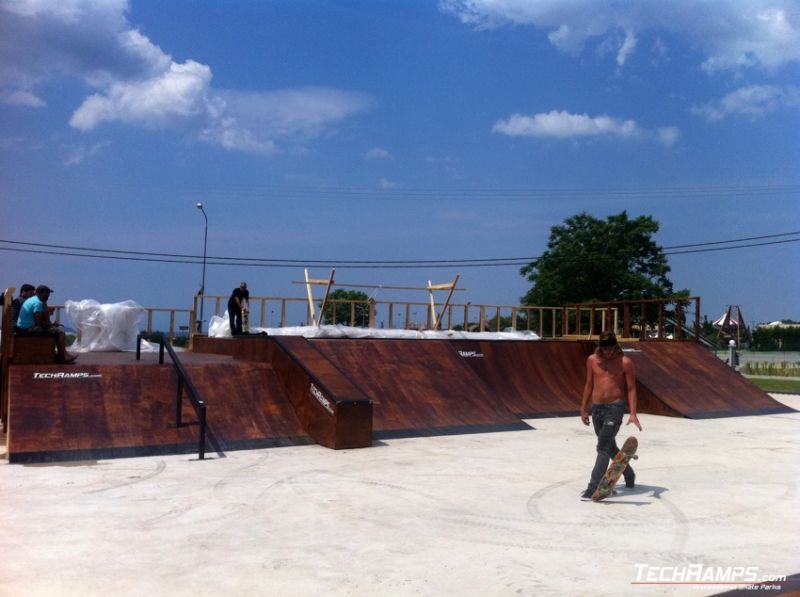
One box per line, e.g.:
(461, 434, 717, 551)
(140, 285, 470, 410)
(136, 334, 207, 459)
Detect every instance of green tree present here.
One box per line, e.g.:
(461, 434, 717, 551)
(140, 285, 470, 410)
(521, 211, 677, 305)
(321, 289, 371, 326)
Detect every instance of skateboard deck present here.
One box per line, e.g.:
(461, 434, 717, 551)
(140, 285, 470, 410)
(592, 436, 638, 501)
(242, 310, 250, 334)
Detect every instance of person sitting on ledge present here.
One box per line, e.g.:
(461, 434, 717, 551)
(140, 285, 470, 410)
(16, 284, 77, 363)
(11, 283, 36, 322)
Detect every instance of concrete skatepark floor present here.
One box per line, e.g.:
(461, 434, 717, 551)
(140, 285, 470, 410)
(1, 394, 798, 597)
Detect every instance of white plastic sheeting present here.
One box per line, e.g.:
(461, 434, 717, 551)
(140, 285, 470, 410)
(65, 299, 148, 352)
(207, 313, 540, 341)
(208, 312, 232, 337)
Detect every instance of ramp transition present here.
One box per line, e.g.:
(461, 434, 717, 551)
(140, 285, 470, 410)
(310, 338, 532, 438)
(449, 340, 589, 417)
(629, 342, 794, 419)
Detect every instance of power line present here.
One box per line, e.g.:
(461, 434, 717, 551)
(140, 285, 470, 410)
(1, 231, 799, 269)
(2, 229, 799, 266)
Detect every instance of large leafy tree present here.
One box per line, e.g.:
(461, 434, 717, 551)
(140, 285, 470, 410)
(521, 211, 676, 305)
(322, 289, 371, 326)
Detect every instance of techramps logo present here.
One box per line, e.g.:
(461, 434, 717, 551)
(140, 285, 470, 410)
(32, 372, 102, 380)
(632, 564, 787, 591)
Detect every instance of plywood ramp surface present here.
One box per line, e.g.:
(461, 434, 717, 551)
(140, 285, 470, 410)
(7, 361, 308, 463)
(310, 339, 531, 438)
(628, 342, 794, 418)
(184, 362, 310, 450)
(449, 340, 590, 417)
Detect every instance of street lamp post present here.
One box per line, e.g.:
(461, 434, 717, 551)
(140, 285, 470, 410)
(196, 203, 208, 332)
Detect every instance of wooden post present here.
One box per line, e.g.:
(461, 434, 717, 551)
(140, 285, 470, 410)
(639, 302, 647, 340)
(623, 303, 631, 338)
(695, 297, 701, 342)
(428, 274, 460, 330)
(304, 268, 336, 327)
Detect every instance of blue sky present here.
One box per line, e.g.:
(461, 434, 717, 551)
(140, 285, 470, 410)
(1, 0, 799, 327)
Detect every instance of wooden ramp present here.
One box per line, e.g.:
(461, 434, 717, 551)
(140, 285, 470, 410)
(309, 339, 532, 438)
(628, 342, 794, 418)
(448, 340, 590, 417)
(6, 337, 793, 463)
(6, 353, 311, 463)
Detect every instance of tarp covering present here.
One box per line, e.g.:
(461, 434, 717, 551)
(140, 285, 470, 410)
(208, 311, 540, 341)
(65, 299, 149, 352)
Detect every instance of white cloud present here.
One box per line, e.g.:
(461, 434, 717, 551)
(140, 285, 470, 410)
(0, 0, 371, 154)
(197, 88, 371, 154)
(70, 60, 212, 131)
(493, 110, 679, 146)
(493, 110, 641, 140)
(0, 89, 46, 107)
(379, 178, 398, 189)
(440, 0, 800, 72)
(617, 30, 637, 67)
(62, 140, 111, 166)
(657, 126, 681, 147)
(691, 84, 800, 121)
(365, 147, 392, 159)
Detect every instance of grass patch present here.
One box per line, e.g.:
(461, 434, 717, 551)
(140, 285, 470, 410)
(746, 376, 800, 394)
(742, 361, 800, 377)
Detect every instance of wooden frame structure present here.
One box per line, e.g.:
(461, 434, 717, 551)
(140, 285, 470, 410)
(296, 269, 462, 329)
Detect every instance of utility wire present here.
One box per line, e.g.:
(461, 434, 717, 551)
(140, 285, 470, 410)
(1, 230, 799, 266)
(1, 234, 799, 269)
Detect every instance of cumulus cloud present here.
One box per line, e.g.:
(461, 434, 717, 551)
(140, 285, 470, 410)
(691, 85, 800, 122)
(70, 60, 212, 130)
(439, 0, 800, 72)
(493, 110, 639, 139)
(0, 0, 371, 154)
(492, 110, 678, 146)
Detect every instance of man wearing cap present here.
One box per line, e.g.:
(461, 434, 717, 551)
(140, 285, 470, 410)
(579, 331, 641, 499)
(11, 283, 36, 322)
(16, 285, 77, 363)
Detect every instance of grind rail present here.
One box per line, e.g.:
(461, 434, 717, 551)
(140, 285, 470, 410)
(137, 334, 207, 460)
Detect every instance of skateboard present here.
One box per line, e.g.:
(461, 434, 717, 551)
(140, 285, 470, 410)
(592, 436, 638, 501)
(242, 309, 250, 334)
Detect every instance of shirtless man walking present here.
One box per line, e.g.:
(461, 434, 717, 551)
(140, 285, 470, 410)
(579, 331, 642, 499)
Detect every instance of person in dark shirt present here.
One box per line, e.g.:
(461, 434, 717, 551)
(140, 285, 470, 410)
(227, 282, 249, 336)
(11, 283, 35, 322)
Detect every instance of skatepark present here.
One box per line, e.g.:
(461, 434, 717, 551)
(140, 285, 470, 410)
(0, 389, 797, 596)
(1, 291, 798, 596)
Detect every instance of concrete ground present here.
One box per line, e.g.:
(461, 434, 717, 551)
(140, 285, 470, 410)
(1, 395, 798, 597)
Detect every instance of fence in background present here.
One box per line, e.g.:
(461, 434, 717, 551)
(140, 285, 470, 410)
(194, 294, 701, 341)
